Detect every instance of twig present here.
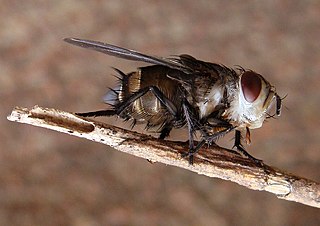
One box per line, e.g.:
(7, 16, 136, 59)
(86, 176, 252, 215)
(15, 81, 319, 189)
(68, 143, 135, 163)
(7, 106, 320, 208)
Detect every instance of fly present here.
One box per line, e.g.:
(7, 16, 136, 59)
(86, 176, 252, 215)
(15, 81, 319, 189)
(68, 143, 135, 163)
(64, 38, 282, 164)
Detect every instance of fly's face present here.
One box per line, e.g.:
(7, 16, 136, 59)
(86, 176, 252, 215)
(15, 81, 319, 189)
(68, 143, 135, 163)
(228, 71, 281, 129)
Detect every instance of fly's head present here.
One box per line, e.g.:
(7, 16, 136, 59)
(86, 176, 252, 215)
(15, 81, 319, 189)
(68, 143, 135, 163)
(228, 70, 282, 129)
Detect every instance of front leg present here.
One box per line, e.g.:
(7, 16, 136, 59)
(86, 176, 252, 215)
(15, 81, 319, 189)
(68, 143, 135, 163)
(181, 109, 237, 164)
(234, 130, 263, 165)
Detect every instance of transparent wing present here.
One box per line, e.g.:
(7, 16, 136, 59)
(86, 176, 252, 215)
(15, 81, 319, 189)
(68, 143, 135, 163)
(64, 38, 188, 72)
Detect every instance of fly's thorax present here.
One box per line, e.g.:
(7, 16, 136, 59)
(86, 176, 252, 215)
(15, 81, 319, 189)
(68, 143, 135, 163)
(224, 71, 277, 129)
(197, 82, 225, 119)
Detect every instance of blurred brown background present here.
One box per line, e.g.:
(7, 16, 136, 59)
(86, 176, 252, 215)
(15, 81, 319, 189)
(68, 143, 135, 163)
(1, 1, 320, 225)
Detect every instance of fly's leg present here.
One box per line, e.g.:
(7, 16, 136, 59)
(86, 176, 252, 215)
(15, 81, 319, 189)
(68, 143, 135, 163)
(180, 100, 198, 164)
(182, 139, 206, 165)
(119, 86, 179, 138)
(158, 98, 198, 161)
(159, 126, 173, 140)
(77, 85, 178, 119)
(120, 86, 179, 148)
(78, 86, 180, 140)
(183, 125, 235, 164)
(234, 130, 263, 165)
(116, 86, 178, 117)
(76, 109, 116, 117)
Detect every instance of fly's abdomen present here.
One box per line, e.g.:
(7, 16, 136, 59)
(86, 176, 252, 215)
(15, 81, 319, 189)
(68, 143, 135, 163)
(106, 65, 182, 128)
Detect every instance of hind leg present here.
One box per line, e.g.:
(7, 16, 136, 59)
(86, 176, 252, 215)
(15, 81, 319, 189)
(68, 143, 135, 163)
(76, 109, 116, 117)
(159, 125, 173, 139)
(79, 85, 178, 119)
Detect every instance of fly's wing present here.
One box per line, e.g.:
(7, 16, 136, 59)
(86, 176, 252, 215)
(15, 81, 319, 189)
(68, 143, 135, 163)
(173, 54, 237, 78)
(166, 54, 235, 86)
(64, 38, 190, 72)
(173, 54, 222, 73)
(64, 38, 235, 83)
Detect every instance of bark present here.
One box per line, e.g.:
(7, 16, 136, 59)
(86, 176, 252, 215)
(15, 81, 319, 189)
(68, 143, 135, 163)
(7, 106, 320, 208)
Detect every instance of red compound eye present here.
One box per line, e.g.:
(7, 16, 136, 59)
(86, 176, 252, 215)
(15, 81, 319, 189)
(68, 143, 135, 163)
(241, 71, 262, 102)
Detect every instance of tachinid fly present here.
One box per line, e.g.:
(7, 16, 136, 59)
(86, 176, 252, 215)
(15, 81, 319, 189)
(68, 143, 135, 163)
(64, 38, 282, 164)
